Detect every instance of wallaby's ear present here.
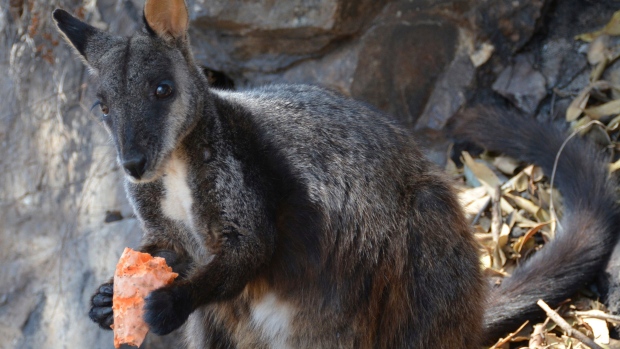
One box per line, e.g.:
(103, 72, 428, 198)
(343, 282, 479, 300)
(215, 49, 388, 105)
(144, 0, 189, 42)
(52, 9, 114, 69)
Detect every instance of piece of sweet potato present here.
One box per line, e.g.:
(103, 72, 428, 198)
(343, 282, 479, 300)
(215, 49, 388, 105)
(111, 247, 178, 348)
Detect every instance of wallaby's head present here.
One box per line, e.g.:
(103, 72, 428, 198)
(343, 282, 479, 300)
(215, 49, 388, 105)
(53, 0, 206, 183)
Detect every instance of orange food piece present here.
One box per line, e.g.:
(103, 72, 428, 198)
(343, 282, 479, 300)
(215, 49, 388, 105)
(111, 247, 178, 348)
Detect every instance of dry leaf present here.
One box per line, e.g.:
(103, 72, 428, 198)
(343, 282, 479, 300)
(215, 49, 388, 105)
(500, 197, 515, 214)
(605, 114, 620, 131)
(535, 208, 551, 223)
(463, 196, 491, 217)
(591, 58, 609, 82)
(505, 193, 541, 216)
(522, 165, 535, 177)
(480, 253, 492, 269)
(576, 10, 620, 42)
(492, 243, 507, 270)
(567, 88, 591, 121)
(445, 157, 459, 177)
(513, 222, 549, 253)
(580, 311, 609, 345)
(493, 155, 520, 175)
(470, 42, 494, 67)
(610, 159, 620, 172)
(572, 115, 594, 135)
(458, 186, 487, 206)
(461, 151, 502, 193)
(507, 171, 530, 192)
(584, 99, 620, 120)
(513, 210, 539, 228)
(531, 166, 545, 182)
(588, 35, 611, 65)
(458, 186, 489, 217)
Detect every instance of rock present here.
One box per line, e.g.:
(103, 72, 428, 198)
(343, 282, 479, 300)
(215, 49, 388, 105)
(350, 17, 458, 127)
(492, 55, 547, 114)
(191, 0, 477, 129)
(474, 0, 548, 56)
(349, 1, 470, 128)
(539, 38, 574, 89)
(416, 52, 476, 130)
(188, 0, 388, 77)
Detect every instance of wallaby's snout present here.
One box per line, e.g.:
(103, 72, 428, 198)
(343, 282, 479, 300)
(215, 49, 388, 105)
(122, 152, 147, 180)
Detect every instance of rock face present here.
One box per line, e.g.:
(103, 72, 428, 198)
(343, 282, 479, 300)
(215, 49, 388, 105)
(1, 0, 618, 348)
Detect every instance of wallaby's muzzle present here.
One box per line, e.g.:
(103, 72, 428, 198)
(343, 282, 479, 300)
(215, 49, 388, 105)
(122, 152, 147, 180)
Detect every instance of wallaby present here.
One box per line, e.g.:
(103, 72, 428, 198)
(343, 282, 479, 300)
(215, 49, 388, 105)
(53, 0, 619, 347)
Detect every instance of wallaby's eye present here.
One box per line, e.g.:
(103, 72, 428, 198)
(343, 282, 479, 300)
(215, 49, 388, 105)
(155, 80, 174, 99)
(91, 100, 109, 118)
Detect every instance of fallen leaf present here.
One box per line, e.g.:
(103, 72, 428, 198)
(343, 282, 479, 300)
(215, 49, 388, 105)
(514, 222, 550, 253)
(505, 193, 542, 216)
(522, 165, 535, 177)
(463, 196, 491, 217)
(605, 114, 620, 131)
(566, 88, 591, 121)
(588, 35, 611, 65)
(445, 157, 459, 177)
(572, 115, 594, 135)
(470, 42, 495, 67)
(493, 155, 520, 175)
(462, 151, 502, 193)
(580, 311, 610, 345)
(530, 166, 545, 182)
(610, 159, 620, 172)
(584, 99, 620, 120)
(458, 186, 487, 206)
(500, 197, 515, 214)
(591, 58, 609, 82)
(576, 10, 620, 42)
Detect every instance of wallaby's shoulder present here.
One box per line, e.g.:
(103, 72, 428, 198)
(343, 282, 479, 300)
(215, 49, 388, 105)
(210, 83, 417, 159)
(213, 83, 395, 126)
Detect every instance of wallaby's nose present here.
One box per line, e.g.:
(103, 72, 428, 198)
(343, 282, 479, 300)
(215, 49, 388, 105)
(122, 154, 147, 180)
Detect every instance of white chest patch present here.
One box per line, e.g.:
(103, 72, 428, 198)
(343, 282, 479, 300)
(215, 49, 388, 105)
(251, 292, 293, 349)
(161, 153, 194, 226)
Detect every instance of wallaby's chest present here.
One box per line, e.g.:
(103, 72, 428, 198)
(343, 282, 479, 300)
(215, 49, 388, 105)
(161, 152, 195, 225)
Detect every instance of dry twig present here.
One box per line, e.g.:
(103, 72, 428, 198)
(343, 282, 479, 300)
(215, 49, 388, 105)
(489, 320, 530, 349)
(471, 196, 491, 226)
(537, 299, 603, 349)
(529, 317, 551, 349)
(570, 310, 620, 324)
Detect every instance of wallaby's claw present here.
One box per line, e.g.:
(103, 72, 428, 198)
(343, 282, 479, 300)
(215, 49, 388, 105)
(89, 281, 114, 330)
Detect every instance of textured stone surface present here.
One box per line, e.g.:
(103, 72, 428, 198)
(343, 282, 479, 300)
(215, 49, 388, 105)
(188, 0, 388, 77)
(474, 0, 548, 56)
(492, 55, 547, 114)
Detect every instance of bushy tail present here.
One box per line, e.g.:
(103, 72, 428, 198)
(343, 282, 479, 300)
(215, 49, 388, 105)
(453, 106, 620, 342)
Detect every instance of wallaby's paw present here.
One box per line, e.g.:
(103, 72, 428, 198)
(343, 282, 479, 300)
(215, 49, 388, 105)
(89, 282, 114, 330)
(143, 283, 193, 335)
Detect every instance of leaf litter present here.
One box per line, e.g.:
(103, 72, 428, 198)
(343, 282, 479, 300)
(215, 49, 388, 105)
(454, 148, 617, 348)
(451, 12, 620, 348)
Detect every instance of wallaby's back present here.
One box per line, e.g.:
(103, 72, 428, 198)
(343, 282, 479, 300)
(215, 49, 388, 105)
(203, 85, 485, 348)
